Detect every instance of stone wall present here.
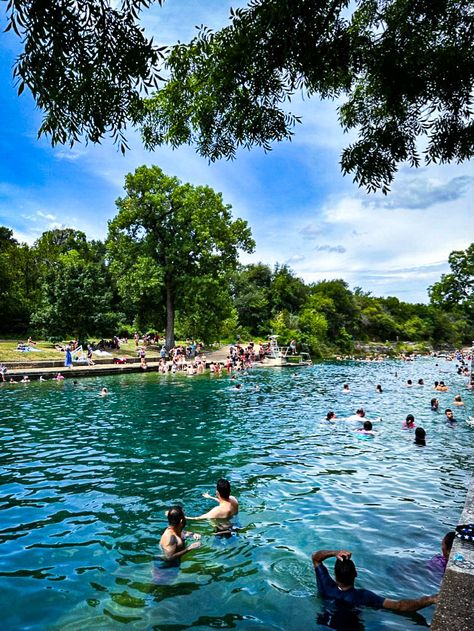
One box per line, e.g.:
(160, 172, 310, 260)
(431, 471, 474, 631)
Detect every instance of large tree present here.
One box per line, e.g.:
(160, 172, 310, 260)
(4, 1, 473, 191)
(429, 244, 474, 329)
(107, 165, 255, 349)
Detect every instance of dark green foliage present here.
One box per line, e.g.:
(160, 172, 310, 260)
(5, 1, 472, 191)
(141, 0, 474, 191)
(31, 248, 117, 340)
(0, 218, 471, 349)
(6, 0, 164, 153)
(0, 229, 33, 333)
(428, 243, 474, 340)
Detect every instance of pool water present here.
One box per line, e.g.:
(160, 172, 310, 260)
(1, 358, 473, 630)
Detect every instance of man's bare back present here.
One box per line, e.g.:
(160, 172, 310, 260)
(187, 479, 239, 521)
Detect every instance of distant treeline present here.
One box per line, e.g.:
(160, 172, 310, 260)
(1, 224, 472, 355)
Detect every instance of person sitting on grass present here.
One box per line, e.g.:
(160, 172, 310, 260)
(312, 549, 438, 613)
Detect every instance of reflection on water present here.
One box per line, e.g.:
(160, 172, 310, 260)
(0, 358, 473, 630)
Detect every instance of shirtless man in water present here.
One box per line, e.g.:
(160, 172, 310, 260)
(187, 479, 239, 521)
(160, 505, 200, 561)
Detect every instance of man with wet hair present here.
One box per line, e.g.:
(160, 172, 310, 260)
(187, 478, 239, 520)
(312, 549, 438, 612)
(444, 408, 456, 423)
(159, 505, 200, 561)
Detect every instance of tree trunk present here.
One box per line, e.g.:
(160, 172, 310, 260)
(165, 279, 175, 350)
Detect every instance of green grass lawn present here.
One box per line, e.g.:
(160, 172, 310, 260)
(0, 339, 162, 362)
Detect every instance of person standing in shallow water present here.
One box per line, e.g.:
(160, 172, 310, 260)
(159, 505, 200, 561)
(402, 414, 416, 429)
(187, 479, 239, 520)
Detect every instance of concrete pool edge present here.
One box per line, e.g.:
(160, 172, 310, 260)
(431, 470, 474, 631)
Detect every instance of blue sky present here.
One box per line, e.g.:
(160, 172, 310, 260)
(0, 0, 473, 303)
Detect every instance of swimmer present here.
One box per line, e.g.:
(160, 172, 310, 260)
(428, 532, 455, 574)
(444, 409, 456, 423)
(346, 408, 366, 421)
(159, 505, 201, 561)
(234, 383, 242, 391)
(39, 375, 46, 382)
(453, 394, 464, 407)
(436, 381, 449, 392)
(417, 378, 424, 386)
(414, 427, 426, 446)
(342, 384, 351, 393)
(326, 411, 336, 421)
(430, 398, 439, 411)
(406, 379, 413, 387)
(187, 479, 239, 521)
(403, 414, 416, 429)
(355, 420, 375, 435)
(100, 387, 108, 396)
(54, 372, 64, 380)
(375, 384, 383, 393)
(20, 375, 30, 383)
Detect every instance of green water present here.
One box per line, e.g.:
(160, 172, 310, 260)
(1, 358, 473, 630)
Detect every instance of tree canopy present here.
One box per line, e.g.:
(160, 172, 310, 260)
(106, 165, 255, 348)
(5, 0, 163, 153)
(4, 1, 473, 190)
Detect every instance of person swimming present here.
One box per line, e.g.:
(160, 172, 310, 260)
(430, 398, 439, 411)
(100, 387, 108, 396)
(376, 384, 383, 393)
(326, 411, 337, 421)
(403, 414, 416, 429)
(444, 409, 456, 424)
(355, 421, 375, 435)
(414, 427, 426, 446)
(187, 479, 239, 521)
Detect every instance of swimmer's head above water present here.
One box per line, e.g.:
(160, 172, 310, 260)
(167, 505, 186, 527)
(216, 478, 231, 500)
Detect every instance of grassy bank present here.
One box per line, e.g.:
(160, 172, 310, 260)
(0, 339, 162, 363)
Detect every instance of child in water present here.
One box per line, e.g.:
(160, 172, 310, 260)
(402, 414, 416, 429)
